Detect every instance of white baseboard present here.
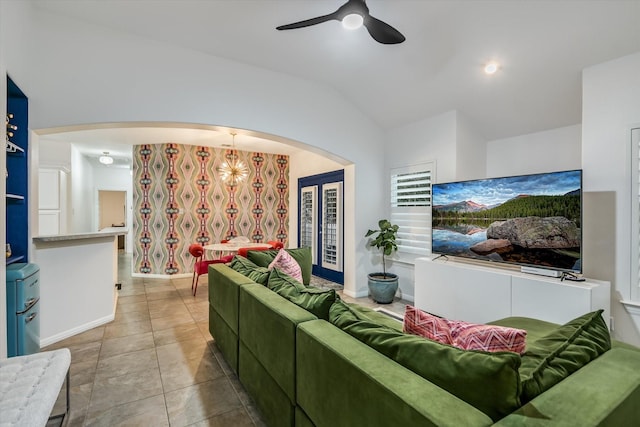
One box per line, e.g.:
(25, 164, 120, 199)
(39, 313, 115, 348)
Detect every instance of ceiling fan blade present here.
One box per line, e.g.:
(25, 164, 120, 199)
(363, 15, 406, 44)
(276, 12, 338, 31)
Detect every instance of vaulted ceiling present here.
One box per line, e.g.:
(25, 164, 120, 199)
(33, 0, 640, 155)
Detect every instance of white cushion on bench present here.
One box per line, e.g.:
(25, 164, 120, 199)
(0, 349, 71, 427)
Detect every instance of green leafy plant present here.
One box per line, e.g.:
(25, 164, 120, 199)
(365, 219, 399, 278)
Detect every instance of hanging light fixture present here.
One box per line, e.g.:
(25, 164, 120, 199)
(218, 132, 249, 186)
(99, 151, 114, 165)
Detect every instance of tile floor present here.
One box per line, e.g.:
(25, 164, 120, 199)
(43, 253, 408, 426)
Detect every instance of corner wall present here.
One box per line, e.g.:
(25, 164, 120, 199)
(582, 52, 640, 345)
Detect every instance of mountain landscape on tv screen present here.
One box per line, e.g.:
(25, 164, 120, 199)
(432, 170, 582, 272)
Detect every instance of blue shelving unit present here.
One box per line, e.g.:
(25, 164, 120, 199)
(6, 75, 29, 265)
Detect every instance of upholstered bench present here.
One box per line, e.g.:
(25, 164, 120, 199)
(0, 348, 71, 427)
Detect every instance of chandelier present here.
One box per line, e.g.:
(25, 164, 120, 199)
(218, 132, 249, 186)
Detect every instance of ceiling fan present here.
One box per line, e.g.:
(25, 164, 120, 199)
(276, 0, 405, 45)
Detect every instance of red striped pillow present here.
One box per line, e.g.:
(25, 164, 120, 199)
(448, 320, 527, 354)
(403, 305, 527, 354)
(403, 305, 453, 345)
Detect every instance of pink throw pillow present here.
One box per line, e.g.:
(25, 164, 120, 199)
(403, 305, 527, 354)
(268, 249, 303, 282)
(448, 320, 527, 354)
(403, 305, 453, 345)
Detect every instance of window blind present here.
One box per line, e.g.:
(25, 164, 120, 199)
(390, 165, 433, 256)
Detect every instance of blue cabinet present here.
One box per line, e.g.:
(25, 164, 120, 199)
(6, 75, 29, 265)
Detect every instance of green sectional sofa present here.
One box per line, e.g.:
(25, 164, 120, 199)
(208, 250, 640, 427)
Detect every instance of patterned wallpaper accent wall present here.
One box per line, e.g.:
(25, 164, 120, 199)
(132, 143, 289, 275)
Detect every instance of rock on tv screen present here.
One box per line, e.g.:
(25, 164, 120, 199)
(431, 170, 582, 273)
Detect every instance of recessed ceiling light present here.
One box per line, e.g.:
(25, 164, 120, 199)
(99, 152, 114, 165)
(484, 62, 500, 75)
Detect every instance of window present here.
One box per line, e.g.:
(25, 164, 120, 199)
(390, 162, 435, 260)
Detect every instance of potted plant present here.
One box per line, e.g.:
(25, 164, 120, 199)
(365, 219, 399, 304)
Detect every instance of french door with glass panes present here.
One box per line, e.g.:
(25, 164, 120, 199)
(299, 170, 344, 284)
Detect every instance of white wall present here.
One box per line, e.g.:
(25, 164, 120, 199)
(487, 125, 582, 177)
(455, 111, 487, 181)
(388, 111, 458, 185)
(582, 52, 640, 345)
(39, 139, 71, 170)
(70, 145, 94, 233)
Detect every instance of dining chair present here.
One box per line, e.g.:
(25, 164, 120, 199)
(268, 240, 284, 250)
(188, 243, 233, 296)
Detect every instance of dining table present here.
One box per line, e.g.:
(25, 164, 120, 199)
(203, 241, 272, 258)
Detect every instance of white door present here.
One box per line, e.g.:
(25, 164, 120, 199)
(298, 170, 344, 283)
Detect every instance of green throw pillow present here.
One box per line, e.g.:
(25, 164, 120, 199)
(519, 309, 611, 402)
(247, 247, 312, 285)
(267, 268, 335, 320)
(329, 299, 522, 421)
(229, 256, 270, 285)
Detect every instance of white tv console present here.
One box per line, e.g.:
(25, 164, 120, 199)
(414, 257, 611, 329)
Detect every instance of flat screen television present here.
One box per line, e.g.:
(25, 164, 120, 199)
(431, 169, 582, 273)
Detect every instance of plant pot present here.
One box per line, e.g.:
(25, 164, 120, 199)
(367, 273, 398, 304)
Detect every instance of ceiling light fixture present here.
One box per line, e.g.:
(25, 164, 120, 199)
(342, 13, 364, 30)
(99, 152, 114, 165)
(484, 61, 500, 75)
(217, 132, 249, 186)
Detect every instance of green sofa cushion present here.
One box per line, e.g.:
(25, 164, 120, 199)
(519, 309, 611, 403)
(297, 319, 494, 427)
(346, 302, 404, 331)
(267, 268, 336, 321)
(247, 247, 312, 285)
(229, 255, 270, 285)
(329, 299, 522, 421)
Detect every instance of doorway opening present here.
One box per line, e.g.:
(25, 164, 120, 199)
(99, 190, 126, 250)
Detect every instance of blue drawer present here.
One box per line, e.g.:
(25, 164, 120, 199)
(6, 263, 40, 312)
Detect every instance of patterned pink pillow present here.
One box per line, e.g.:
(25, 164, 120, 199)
(403, 305, 526, 354)
(403, 305, 453, 345)
(448, 320, 527, 354)
(268, 249, 303, 282)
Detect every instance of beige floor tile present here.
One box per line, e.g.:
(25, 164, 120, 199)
(151, 311, 197, 331)
(189, 407, 256, 427)
(87, 367, 164, 417)
(153, 322, 206, 346)
(99, 331, 155, 359)
(83, 394, 170, 427)
(96, 347, 158, 379)
(158, 350, 226, 392)
(104, 318, 153, 339)
(164, 377, 244, 427)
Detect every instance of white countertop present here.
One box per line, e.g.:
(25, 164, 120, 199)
(33, 227, 128, 243)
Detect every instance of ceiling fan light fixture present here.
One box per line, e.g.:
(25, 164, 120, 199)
(342, 13, 363, 30)
(99, 152, 114, 165)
